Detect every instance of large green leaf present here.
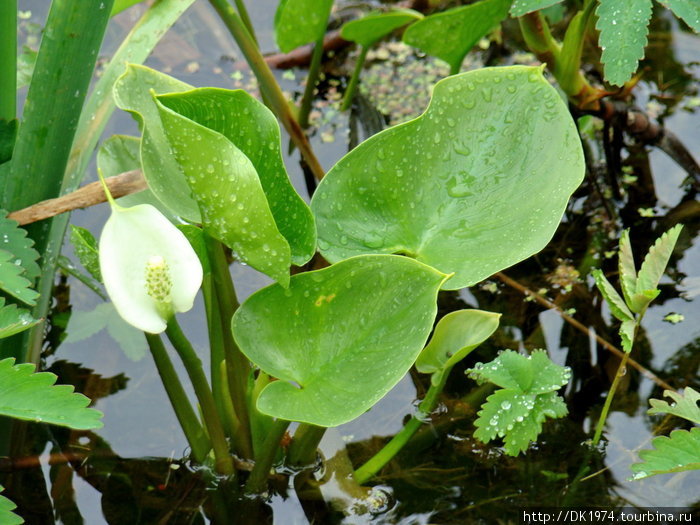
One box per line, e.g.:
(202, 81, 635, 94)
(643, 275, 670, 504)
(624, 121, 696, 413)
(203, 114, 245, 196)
(661, 0, 700, 33)
(416, 309, 500, 386)
(510, 0, 564, 17)
(0, 357, 103, 429)
(311, 66, 584, 290)
(403, 0, 511, 73)
(630, 428, 700, 479)
(648, 387, 700, 425)
(595, 0, 653, 86)
(341, 9, 423, 47)
(113, 64, 200, 221)
(0, 486, 22, 525)
(0, 210, 40, 282)
(155, 93, 292, 286)
(156, 89, 316, 265)
(232, 255, 448, 427)
(274, 0, 334, 53)
(0, 298, 40, 339)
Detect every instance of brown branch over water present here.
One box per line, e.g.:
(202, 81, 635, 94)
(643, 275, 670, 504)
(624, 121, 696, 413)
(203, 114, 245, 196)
(7, 170, 147, 225)
(494, 272, 674, 391)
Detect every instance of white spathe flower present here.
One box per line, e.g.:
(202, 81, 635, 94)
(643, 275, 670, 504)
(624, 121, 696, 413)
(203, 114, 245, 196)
(99, 203, 203, 334)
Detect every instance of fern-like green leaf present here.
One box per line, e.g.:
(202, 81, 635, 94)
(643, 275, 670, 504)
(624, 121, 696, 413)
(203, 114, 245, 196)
(70, 225, 102, 282)
(510, 0, 564, 17)
(0, 358, 103, 429)
(596, 0, 653, 86)
(0, 298, 40, 339)
(0, 211, 41, 282)
(0, 250, 39, 306)
(648, 387, 700, 425)
(0, 486, 22, 525)
(636, 224, 683, 294)
(630, 428, 700, 479)
(660, 0, 700, 32)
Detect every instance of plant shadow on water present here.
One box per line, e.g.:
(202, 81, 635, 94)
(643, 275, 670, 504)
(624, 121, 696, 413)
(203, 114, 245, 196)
(1, 1, 699, 523)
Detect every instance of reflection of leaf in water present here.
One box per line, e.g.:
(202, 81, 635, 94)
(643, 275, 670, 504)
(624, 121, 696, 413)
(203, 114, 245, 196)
(48, 360, 129, 401)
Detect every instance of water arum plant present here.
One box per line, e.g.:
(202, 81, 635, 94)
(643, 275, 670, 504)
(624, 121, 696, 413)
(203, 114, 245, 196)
(98, 185, 203, 334)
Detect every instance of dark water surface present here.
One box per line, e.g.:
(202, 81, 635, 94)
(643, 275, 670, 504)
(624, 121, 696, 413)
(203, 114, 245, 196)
(4, 1, 700, 523)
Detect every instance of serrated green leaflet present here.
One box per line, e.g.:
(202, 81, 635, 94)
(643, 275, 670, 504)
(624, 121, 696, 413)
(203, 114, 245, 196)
(311, 66, 584, 290)
(474, 389, 568, 455)
(341, 9, 423, 47)
(636, 224, 683, 294)
(232, 255, 448, 427)
(0, 250, 38, 306)
(416, 309, 500, 386)
(0, 210, 40, 282)
(510, 0, 564, 17)
(630, 428, 700, 479)
(620, 319, 636, 352)
(648, 387, 700, 425)
(0, 298, 39, 339)
(274, 0, 334, 53)
(468, 350, 571, 394)
(403, 0, 511, 73)
(0, 486, 21, 525)
(0, 358, 103, 429)
(592, 269, 634, 322)
(595, 0, 653, 86)
(618, 230, 637, 306)
(113, 64, 201, 221)
(155, 93, 292, 286)
(70, 226, 102, 282)
(156, 88, 316, 265)
(661, 0, 700, 32)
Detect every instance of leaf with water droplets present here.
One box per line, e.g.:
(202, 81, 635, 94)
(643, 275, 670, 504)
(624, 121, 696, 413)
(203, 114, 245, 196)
(113, 65, 201, 222)
(275, 0, 334, 53)
(630, 427, 700, 479)
(70, 226, 102, 282)
(155, 92, 293, 286)
(660, 0, 700, 33)
(0, 210, 40, 283)
(0, 298, 40, 339)
(341, 8, 423, 48)
(232, 255, 448, 427)
(0, 357, 103, 429)
(416, 309, 500, 386)
(156, 88, 316, 266)
(0, 250, 38, 306)
(403, 0, 511, 73)
(467, 349, 571, 394)
(311, 66, 584, 290)
(510, 0, 564, 17)
(648, 387, 700, 425)
(595, 0, 653, 86)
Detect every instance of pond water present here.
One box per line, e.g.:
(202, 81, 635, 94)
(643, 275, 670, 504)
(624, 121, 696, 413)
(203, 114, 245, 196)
(3, 1, 699, 523)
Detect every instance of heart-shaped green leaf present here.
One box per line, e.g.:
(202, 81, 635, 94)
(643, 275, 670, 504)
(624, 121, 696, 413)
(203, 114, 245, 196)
(232, 255, 448, 427)
(156, 88, 316, 266)
(113, 64, 201, 221)
(311, 66, 584, 290)
(274, 0, 334, 53)
(416, 309, 500, 386)
(155, 93, 292, 286)
(341, 9, 423, 47)
(403, 0, 511, 73)
(0, 357, 103, 429)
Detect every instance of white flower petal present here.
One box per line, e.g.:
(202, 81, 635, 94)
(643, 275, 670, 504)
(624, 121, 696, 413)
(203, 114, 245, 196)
(99, 204, 203, 333)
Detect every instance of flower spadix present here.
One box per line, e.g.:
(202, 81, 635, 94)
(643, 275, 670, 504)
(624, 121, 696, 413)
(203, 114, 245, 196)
(99, 184, 202, 333)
